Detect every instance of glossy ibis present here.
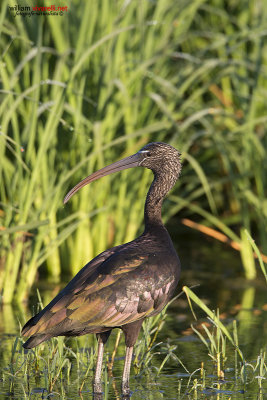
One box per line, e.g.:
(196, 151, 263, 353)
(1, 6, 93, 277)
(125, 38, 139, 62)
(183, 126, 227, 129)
(22, 142, 182, 395)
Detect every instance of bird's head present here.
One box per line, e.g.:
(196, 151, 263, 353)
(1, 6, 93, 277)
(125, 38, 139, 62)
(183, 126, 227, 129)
(138, 142, 181, 176)
(64, 142, 181, 204)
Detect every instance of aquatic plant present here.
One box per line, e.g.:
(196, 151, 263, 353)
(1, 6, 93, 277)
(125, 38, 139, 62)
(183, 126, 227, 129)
(0, 285, 266, 398)
(1, 0, 267, 303)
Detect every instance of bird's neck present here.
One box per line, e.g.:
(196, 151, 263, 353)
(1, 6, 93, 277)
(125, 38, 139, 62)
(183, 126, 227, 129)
(144, 173, 173, 230)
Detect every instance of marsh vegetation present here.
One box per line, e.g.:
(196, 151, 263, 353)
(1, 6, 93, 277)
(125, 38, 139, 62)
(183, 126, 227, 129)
(0, 0, 266, 398)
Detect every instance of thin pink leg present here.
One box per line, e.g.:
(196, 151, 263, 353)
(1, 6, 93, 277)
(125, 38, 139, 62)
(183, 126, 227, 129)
(93, 340, 104, 393)
(122, 346, 133, 395)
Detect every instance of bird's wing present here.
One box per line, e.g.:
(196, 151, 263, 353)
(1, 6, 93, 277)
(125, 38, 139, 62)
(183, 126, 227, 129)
(21, 244, 124, 336)
(22, 248, 176, 338)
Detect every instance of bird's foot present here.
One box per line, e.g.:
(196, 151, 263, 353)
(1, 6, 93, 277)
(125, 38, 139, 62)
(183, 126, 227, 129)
(121, 381, 131, 397)
(93, 392, 103, 400)
(93, 380, 103, 395)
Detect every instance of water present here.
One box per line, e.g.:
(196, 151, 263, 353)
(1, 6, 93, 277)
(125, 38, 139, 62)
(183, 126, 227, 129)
(0, 232, 266, 399)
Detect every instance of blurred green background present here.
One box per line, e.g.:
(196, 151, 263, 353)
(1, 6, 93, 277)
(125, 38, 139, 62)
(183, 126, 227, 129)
(0, 0, 267, 304)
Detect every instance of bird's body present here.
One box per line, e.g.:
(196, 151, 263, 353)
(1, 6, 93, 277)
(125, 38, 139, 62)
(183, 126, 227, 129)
(23, 226, 179, 346)
(22, 142, 182, 395)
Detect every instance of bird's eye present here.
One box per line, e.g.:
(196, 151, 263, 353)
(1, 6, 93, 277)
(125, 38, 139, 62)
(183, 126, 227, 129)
(146, 152, 151, 157)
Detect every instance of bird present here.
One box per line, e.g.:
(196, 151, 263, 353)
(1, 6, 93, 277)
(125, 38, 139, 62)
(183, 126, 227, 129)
(22, 142, 182, 395)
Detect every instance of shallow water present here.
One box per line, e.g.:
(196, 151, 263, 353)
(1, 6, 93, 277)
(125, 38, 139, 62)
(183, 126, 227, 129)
(0, 232, 266, 399)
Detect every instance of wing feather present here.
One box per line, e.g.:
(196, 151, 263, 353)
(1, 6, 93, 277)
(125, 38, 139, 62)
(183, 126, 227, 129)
(22, 245, 176, 340)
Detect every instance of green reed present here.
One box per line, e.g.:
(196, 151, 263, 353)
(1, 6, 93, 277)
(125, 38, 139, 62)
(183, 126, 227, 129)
(183, 285, 267, 390)
(1, 0, 267, 303)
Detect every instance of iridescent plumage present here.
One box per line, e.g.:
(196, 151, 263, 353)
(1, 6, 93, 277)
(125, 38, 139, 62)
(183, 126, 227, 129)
(22, 142, 182, 395)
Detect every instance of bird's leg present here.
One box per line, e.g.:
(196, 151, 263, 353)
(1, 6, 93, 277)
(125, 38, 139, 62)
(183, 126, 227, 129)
(122, 346, 133, 395)
(93, 331, 111, 394)
(94, 339, 104, 393)
(121, 319, 144, 395)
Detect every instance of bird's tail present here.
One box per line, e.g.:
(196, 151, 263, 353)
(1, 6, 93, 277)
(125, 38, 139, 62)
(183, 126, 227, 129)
(23, 334, 51, 349)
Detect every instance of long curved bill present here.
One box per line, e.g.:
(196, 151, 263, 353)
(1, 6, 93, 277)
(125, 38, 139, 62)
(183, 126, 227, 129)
(64, 152, 142, 204)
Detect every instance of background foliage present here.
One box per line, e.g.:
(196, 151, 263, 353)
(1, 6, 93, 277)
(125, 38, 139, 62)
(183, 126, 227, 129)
(0, 0, 266, 303)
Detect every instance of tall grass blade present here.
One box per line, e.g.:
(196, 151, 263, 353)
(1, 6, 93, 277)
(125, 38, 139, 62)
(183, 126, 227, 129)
(182, 286, 244, 361)
(245, 229, 267, 283)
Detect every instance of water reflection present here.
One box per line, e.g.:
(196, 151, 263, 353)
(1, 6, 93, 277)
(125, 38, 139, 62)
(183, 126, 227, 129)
(91, 392, 130, 400)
